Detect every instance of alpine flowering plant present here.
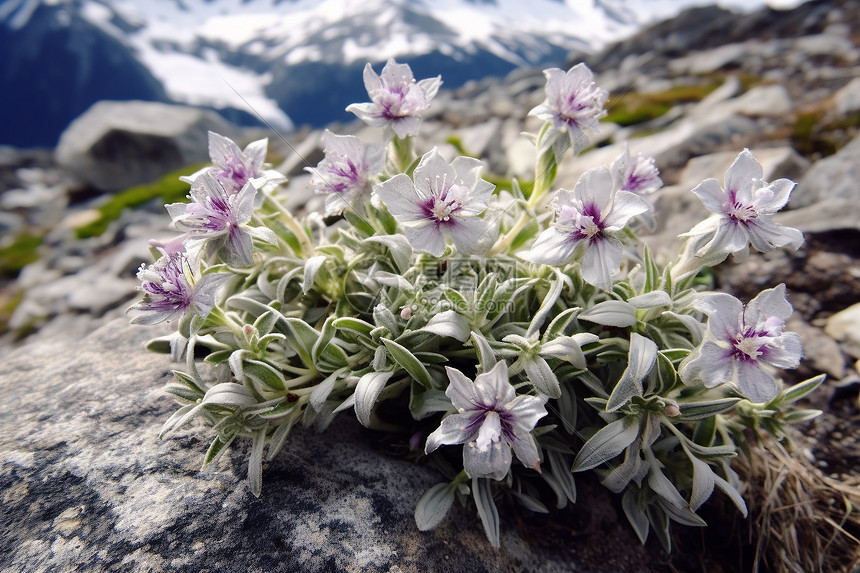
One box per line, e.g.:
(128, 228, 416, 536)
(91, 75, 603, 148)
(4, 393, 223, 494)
(130, 60, 824, 551)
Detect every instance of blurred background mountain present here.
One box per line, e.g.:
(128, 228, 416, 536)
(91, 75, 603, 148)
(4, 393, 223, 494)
(0, 0, 803, 148)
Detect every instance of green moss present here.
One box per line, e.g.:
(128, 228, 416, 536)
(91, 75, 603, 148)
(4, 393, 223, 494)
(75, 163, 208, 239)
(604, 83, 719, 127)
(0, 233, 43, 277)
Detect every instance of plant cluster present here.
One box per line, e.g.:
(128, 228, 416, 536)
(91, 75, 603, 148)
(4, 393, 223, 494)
(130, 59, 823, 550)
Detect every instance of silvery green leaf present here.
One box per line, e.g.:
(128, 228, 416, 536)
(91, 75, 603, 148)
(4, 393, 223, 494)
(228, 349, 248, 380)
(414, 482, 456, 531)
(247, 428, 266, 498)
(543, 307, 581, 342)
(159, 403, 197, 438)
(282, 317, 320, 367)
(333, 317, 375, 335)
(526, 269, 568, 338)
(422, 310, 470, 342)
(409, 385, 452, 420)
(312, 316, 337, 364)
(600, 443, 644, 494)
(523, 356, 561, 398)
(713, 472, 748, 517)
(579, 300, 637, 327)
(382, 338, 433, 389)
(310, 371, 340, 412)
(629, 291, 672, 309)
(556, 379, 577, 434)
(243, 359, 286, 391)
(332, 393, 355, 414)
(472, 478, 500, 548)
(643, 244, 660, 294)
(573, 415, 640, 472)
(779, 374, 826, 405)
(511, 490, 549, 513)
(372, 345, 387, 372)
(366, 234, 413, 274)
(247, 224, 279, 245)
(677, 398, 741, 421)
(253, 310, 280, 337)
(541, 471, 568, 509)
(373, 271, 414, 291)
(164, 382, 205, 403)
(202, 383, 258, 408)
(548, 450, 576, 503)
(622, 488, 650, 545)
(443, 288, 469, 313)
(266, 416, 295, 461)
(373, 304, 401, 335)
(645, 448, 706, 526)
(539, 333, 598, 369)
(688, 453, 716, 511)
(202, 433, 237, 469)
(470, 331, 497, 373)
(782, 409, 823, 423)
(681, 440, 737, 460)
(606, 333, 657, 413)
(354, 371, 395, 427)
(661, 311, 705, 343)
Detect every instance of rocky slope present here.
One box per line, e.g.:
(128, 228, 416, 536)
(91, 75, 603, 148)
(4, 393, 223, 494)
(1, 0, 859, 571)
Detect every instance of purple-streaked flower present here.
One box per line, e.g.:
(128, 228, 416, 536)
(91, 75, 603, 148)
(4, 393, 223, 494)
(519, 167, 650, 290)
(683, 149, 804, 259)
(680, 284, 802, 403)
(425, 361, 547, 480)
(375, 148, 494, 257)
(346, 59, 442, 139)
(128, 247, 227, 326)
(529, 64, 608, 154)
(306, 130, 384, 216)
(166, 172, 256, 267)
(182, 132, 284, 195)
(611, 143, 662, 195)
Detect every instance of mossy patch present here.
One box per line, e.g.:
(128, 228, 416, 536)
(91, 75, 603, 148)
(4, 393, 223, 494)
(74, 163, 207, 239)
(0, 233, 43, 278)
(604, 83, 720, 126)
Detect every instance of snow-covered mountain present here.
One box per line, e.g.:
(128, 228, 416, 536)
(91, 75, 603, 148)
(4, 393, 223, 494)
(0, 0, 803, 147)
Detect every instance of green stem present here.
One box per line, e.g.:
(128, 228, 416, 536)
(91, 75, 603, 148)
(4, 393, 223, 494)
(264, 194, 314, 258)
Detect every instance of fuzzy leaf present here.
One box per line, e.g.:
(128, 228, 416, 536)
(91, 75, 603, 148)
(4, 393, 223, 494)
(383, 338, 434, 389)
(414, 482, 456, 531)
(573, 416, 640, 472)
(354, 371, 395, 427)
(472, 478, 500, 548)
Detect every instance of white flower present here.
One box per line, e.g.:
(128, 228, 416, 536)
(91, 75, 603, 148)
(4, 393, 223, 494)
(683, 149, 804, 259)
(611, 143, 662, 195)
(182, 132, 285, 194)
(346, 59, 442, 139)
(519, 167, 650, 290)
(128, 245, 227, 326)
(425, 361, 548, 480)
(375, 148, 495, 257)
(306, 130, 384, 216)
(529, 64, 608, 154)
(166, 172, 257, 267)
(680, 284, 802, 403)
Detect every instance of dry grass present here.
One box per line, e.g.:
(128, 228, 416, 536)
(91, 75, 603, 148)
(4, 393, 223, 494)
(736, 431, 860, 573)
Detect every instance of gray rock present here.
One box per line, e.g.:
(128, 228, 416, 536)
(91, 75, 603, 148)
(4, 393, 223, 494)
(0, 319, 659, 572)
(832, 76, 860, 116)
(793, 134, 860, 208)
(825, 303, 860, 359)
(55, 101, 239, 193)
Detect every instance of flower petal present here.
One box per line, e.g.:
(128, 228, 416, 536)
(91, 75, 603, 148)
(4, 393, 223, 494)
(761, 331, 802, 369)
(444, 366, 480, 412)
(404, 223, 446, 257)
(463, 438, 512, 481)
(724, 149, 763, 196)
(511, 428, 541, 472)
(745, 284, 793, 324)
(693, 293, 742, 343)
(505, 395, 548, 435)
(519, 228, 580, 266)
(473, 360, 514, 408)
(580, 235, 622, 290)
(424, 412, 478, 454)
(690, 178, 726, 214)
(680, 341, 735, 388)
(375, 174, 425, 220)
(735, 359, 780, 403)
